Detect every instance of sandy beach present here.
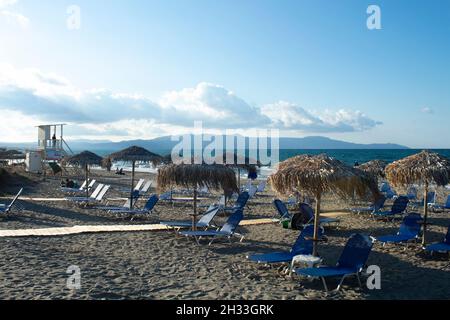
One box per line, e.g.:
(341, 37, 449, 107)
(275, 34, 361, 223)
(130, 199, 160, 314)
(0, 167, 449, 300)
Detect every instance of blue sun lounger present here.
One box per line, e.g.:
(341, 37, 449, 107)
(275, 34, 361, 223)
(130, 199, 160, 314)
(95, 190, 140, 211)
(350, 196, 386, 215)
(179, 209, 244, 245)
(425, 225, 450, 254)
(160, 205, 220, 231)
(300, 203, 340, 226)
(273, 199, 291, 219)
(222, 192, 249, 212)
(0, 188, 23, 216)
(247, 225, 323, 264)
(430, 195, 450, 212)
(108, 195, 159, 219)
(372, 196, 409, 220)
(296, 234, 374, 292)
(375, 213, 423, 245)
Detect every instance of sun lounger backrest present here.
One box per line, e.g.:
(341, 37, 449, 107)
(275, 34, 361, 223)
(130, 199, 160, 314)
(407, 187, 417, 200)
(88, 180, 96, 188)
(380, 183, 391, 193)
(257, 181, 266, 193)
(141, 181, 152, 193)
(291, 224, 323, 255)
(220, 209, 244, 234)
(399, 213, 422, 236)
(198, 206, 220, 225)
(299, 203, 315, 220)
(96, 185, 110, 201)
(218, 196, 226, 207)
(427, 191, 436, 204)
(445, 225, 450, 244)
(79, 180, 87, 190)
(373, 196, 387, 211)
(6, 188, 23, 213)
(134, 179, 145, 191)
(235, 192, 249, 208)
(90, 184, 104, 199)
(337, 234, 373, 270)
(273, 199, 290, 218)
(248, 185, 258, 198)
(391, 196, 409, 214)
(143, 195, 159, 211)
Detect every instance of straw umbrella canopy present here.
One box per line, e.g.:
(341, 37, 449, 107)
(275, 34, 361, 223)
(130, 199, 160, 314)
(385, 150, 450, 246)
(269, 154, 379, 256)
(106, 146, 163, 208)
(358, 160, 387, 180)
(63, 151, 103, 198)
(157, 163, 239, 230)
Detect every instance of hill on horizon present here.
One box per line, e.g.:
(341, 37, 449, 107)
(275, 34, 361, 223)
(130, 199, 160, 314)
(0, 135, 409, 155)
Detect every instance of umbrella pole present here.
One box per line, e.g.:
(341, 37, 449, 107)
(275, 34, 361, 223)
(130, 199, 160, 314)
(130, 161, 135, 209)
(238, 169, 241, 190)
(313, 193, 321, 257)
(85, 164, 89, 199)
(193, 188, 198, 231)
(422, 182, 429, 246)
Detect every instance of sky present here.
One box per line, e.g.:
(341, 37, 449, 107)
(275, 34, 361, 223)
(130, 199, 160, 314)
(0, 0, 449, 148)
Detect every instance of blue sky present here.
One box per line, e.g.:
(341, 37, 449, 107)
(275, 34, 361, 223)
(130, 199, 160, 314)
(0, 0, 449, 147)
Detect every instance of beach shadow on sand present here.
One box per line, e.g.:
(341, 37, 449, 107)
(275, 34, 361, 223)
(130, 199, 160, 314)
(9, 200, 115, 227)
(280, 242, 450, 299)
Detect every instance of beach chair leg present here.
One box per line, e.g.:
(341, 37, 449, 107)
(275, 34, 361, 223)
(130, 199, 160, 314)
(356, 273, 362, 289)
(321, 277, 329, 292)
(208, 237, 217, 246)
(336, 275, 347, 291)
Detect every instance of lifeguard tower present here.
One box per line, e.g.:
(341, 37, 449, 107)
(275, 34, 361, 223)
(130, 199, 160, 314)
(25, 124, 74, 174)
(36, 124, 73, 160)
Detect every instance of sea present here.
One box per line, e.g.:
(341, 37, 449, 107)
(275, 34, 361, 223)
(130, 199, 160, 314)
(91, 148, 450, 178)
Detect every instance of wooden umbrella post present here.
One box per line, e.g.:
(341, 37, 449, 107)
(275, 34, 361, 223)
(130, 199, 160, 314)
(130, 160, 136, 209)
(85, 163, 89, 199)
(422, 181, 429, 246)
(193, 188, 198, 231)
(313, 192, 321, 257)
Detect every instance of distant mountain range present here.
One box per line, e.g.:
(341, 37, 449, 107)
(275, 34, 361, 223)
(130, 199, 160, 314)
(0, 136, 409, 155)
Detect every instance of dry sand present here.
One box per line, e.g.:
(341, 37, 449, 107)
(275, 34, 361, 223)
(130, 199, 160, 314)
(0, 167, 449, 300)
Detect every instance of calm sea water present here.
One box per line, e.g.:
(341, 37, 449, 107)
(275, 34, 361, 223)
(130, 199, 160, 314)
(92, 148, 450, 171)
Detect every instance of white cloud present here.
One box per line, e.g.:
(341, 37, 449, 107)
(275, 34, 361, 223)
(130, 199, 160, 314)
(0, 0, 17, 8)
(0, 0, 29, 29)
(261, 101, 382, 132)
(421, 107, 434, 114)
(0, 65, 382, 141)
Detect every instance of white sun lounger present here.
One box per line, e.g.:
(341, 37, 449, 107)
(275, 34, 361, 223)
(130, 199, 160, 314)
(0, 188, 23, 215)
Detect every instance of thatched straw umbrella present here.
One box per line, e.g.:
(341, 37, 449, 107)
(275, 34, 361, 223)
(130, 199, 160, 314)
(106, 146, 163, 208)
(157, 163, 239, 230)
(270, 154, 379, 256)
(385, 150, 450, 245)
(63, 151, 103, 198)
(358, 160, 387, 180)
